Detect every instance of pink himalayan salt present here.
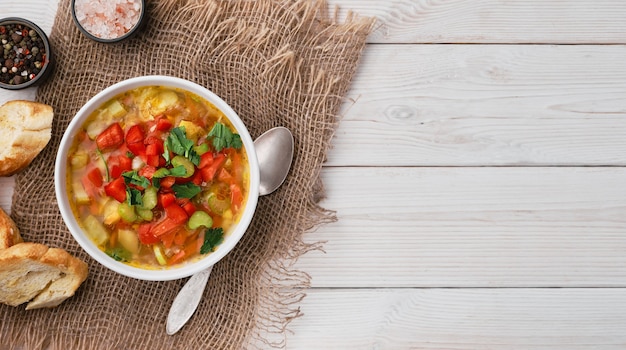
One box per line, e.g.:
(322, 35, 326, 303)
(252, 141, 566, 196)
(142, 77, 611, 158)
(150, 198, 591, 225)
(75, 0, 142, 40)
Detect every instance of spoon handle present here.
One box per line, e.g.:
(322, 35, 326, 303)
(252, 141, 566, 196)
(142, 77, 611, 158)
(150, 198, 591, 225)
(166, 266, 213, 335)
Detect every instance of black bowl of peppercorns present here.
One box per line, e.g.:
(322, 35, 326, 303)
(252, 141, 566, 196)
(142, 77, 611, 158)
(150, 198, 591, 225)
(0, 17, 53, 90)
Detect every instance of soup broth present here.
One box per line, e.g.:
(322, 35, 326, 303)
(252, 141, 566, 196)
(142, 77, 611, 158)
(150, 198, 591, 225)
(67, 86, 249, 269)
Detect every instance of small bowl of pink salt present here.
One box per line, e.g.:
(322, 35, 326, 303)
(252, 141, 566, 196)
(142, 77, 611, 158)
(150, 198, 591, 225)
(71, 0, 146, 43)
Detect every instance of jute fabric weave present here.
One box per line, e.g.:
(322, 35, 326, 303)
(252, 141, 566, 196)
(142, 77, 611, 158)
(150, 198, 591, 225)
(0, 0, 372, 348)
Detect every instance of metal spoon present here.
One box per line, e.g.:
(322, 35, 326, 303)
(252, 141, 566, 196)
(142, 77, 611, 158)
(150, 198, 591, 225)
(166, 127, 294, 335)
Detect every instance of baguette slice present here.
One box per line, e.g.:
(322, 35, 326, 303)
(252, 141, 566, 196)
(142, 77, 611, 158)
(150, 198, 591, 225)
(0, 207, 22, 250)
(0, 242, 88, 309)
(0, 100, 54, 176)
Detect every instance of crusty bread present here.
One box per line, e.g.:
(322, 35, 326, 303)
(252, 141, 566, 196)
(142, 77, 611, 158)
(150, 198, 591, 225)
(0, 242, 88, 309)
(0, 207, 22, 249)
(0, 100, 54, 176)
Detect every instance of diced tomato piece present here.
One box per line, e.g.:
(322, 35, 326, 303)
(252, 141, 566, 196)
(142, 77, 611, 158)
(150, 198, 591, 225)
(146, 142, 163, 156)
(200, 167, 214, 183)
(156, 118, 173, 132)
(96, 123, 125, 150)
(138, 223, 160, 244)
(230, 183, 243, 212)
(200, 153, 226, 182)
(86, 167, 103, 187)
(146, 154, 161, 167)
(126, 124, 144, 144)
(110, 165, 122, 179)
(104, 177, 127, 202)
(160, 176, 176, 189)
(144, 135, 162, 145)
(191, 170, 203, 186)
(119, 155, 133, 172)
(158, 192, 177, 208)
(177, 199, 196, 216)
(127, 142, 146, 156)
(165, 203, 188, 224)
(126, 125, 146, 156)
(199, 152, 214, 169)
(138, 165, 157, 179)
(151, 217, 181, 237)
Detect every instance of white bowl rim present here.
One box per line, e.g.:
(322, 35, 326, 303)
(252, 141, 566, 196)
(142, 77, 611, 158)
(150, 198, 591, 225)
(55, 75, 260, 281)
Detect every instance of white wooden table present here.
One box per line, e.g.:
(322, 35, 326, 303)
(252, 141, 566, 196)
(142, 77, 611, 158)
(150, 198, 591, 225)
(4, 1, 626, 348)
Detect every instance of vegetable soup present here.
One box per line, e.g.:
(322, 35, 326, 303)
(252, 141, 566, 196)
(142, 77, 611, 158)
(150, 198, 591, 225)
(66, 86, 249, 269)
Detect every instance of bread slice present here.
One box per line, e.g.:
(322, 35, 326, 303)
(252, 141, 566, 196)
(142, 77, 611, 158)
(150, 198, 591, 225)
(0, 207, 22, 250)
(0, 242, 88, 309)
(0, 100, 54, 176)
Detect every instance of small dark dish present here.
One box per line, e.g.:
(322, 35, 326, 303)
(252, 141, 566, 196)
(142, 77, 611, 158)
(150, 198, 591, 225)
(71, 0, 146, 43)
(0, 17, 53, 90)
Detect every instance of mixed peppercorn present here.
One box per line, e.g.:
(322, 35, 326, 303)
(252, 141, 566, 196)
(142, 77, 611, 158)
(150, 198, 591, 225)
(0, 22, 47, 86)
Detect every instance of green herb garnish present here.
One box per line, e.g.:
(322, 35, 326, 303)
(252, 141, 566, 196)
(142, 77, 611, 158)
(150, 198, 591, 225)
(168, 165, 188, 178)
(122, 170, 150, 189)
(171, 183, 202, 199)
(165, 127, 200, 165)
(207, 122, 242, 152)
(96, 148, 110, 182)
(106, 247, 131, 262)
(200, 228, 224, 254)
(126, 187, 143, 206)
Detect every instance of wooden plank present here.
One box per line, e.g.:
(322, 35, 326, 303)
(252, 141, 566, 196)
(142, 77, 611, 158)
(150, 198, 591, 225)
(329, 0, 626, 44)
(295, 167, 626, 288)
(287, 288, 626, 349)
(327, 44, 626, 166)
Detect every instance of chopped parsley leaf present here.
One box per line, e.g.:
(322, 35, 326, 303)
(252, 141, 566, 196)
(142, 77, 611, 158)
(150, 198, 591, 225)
(208, 122, 242, 152)
(171, 183, 202, 198)
(200, 228, 224, 254)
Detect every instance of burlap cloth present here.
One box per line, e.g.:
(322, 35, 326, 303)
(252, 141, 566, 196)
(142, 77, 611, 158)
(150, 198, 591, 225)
(0, 0, 372, 349)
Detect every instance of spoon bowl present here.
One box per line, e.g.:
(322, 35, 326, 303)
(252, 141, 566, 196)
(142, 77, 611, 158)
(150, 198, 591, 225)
(166, 126, 294, 335)
(256, 127, 294, 196)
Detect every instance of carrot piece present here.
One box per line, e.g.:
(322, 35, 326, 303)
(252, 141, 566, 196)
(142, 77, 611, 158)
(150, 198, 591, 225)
(230, 183, 243, 212)
(161, 229, 176, 249)
(138, 223, 159, 244)
(167, 250, 186, 265)
(185, 234, 204, 256)
(109, 229, 118, 248)
(174, 229, 187, 246)
(217, 168, 233, 184)
(151, 217, 181, 237)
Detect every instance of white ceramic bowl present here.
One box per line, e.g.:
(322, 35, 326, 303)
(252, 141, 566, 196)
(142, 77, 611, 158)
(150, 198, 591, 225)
(55, 76, 259, 281)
